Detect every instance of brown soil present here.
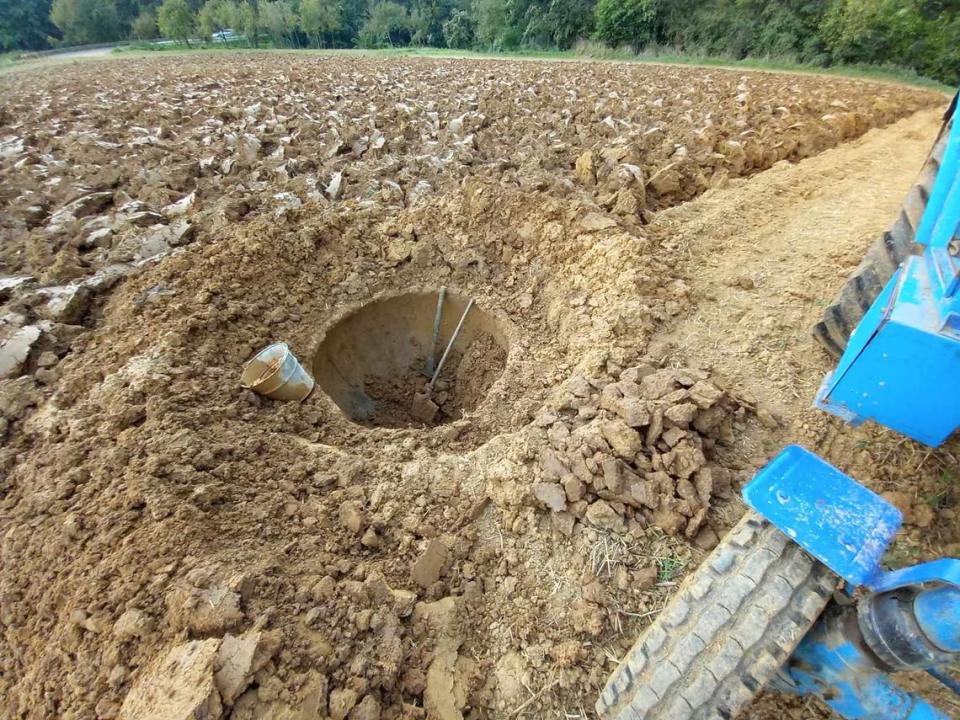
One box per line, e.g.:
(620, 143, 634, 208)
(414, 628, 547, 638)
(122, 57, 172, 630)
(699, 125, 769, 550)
(312, 290, 508, 430)
(0, 54, 956, 720)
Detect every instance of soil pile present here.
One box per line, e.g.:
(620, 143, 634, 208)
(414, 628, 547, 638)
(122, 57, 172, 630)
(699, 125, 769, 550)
(532, 364, 748, 544)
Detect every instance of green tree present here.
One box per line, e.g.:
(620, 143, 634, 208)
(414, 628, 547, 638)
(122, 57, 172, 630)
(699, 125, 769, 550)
(442, 8, 473, 47)
(114, 0, 143, 30)
(157, 0, 197, 45)
(358, 1, 412, 47)
(594, 0, 657, 48)
(820, 0, 959, 81)
(50, 0, 122, 44)
(410, 0, 454, 46)
(524, 0, 594, 48)
(131, 8, 159, 38)
(261, 0, 299, 45)
(199, 0, 235, 38)
(0, 0, 59, 50)
(821, 0, 920, 64)
(472, 0, 514, 48)
(300, 0, 341, 46)
(233, 0, 261, 46)
(335, 0, 367, 45)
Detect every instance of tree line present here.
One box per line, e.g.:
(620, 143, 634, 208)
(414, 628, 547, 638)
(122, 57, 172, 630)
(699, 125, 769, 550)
(1, 0, 958, 84)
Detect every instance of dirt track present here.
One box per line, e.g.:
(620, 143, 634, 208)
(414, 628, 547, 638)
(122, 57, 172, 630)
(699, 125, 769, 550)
(0, 55, 957, 720)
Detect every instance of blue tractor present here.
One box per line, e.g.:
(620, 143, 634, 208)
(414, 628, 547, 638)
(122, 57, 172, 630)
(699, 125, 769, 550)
(597, 96, 960, 720)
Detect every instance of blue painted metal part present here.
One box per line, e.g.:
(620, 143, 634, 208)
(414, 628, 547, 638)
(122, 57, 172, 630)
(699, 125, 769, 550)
(914, 587, 960, 653)
(744, 446, 960, 591)
(816, 108, 960, 447)
(916, 107, 960, 250)
(815, 249, 960, 446)
(745, 447, 960, 719)
(782, 607, 952, 720)
(743, 445, 902, 588)
(870, 557, 960, 593)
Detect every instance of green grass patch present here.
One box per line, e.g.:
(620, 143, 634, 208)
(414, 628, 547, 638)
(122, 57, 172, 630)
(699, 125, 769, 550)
(656, 556, 686, 583)
(883, 538, 923, 569)
(116, 39, 265, 53)
(921, 469, 959, 510)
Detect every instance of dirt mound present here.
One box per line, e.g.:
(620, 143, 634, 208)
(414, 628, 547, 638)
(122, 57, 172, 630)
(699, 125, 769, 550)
(0, 164, 766, 718)
(532, 363, 748, 543)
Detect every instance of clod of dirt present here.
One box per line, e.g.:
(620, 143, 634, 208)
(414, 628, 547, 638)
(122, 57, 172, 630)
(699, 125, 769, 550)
(214, 629, 281, 706)
(535, 362, 744, 539)
(411, 538, 449, 588)
(119, 639, 223, 720)
(165, 568, 245, 635)
(113, 609, 153, 641)
(424, 643, 472, 720)
(0, 325, 41, 379)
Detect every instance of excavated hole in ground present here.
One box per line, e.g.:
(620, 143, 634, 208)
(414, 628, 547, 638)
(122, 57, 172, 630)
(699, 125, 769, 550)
(312, 290, 509, 428)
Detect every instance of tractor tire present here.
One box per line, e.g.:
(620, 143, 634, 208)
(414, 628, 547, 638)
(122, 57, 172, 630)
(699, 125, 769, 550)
(812, 107, 954, 358)
(596, 511, 837, 720)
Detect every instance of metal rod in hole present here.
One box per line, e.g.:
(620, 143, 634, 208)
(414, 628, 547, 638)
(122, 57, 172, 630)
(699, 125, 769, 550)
(424, 286, 447, 376)
(430, 298, 474, 389)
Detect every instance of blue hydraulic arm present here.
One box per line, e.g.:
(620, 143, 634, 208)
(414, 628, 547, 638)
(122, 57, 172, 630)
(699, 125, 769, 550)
(744, 446, 960, 720)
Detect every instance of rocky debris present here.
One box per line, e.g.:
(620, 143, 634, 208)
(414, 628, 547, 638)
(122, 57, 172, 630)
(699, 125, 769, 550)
(574, 150, 596, 185)
(113, 608, 153, 641)
(214, 628, 281, 705)
(237, 134, 262, 165)
(535, 362, 744, 538)
(0, 325, 41, 379)
(329, 688, 359, 720)
(601, 417, 643, 458)
(0, 56, 938, 316)
(126, 210, 166, 227)
(339, 500, 366, 534)
(165, 568, 244, 634)
(37, 285, 91, 324)
(424, 644, 469, 720)
(533, 482, 567, 512)
(580, 212, 617, 231)
(0, 276, 33, 301)
(0, 376, 40, 425)
(585, 499, 626, 532)
(412, 538, 449, 588)
(350, 695, 381, 720)
(47, 191, 114, 229)
(163, 192, 195, 218)
(119, 639, 223, 720)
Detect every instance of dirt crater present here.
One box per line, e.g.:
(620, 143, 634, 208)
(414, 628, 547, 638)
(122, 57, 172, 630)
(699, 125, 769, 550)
(312, 290, 510, 430)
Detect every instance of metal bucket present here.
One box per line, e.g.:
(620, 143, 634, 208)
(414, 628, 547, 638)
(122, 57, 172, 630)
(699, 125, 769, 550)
(240, 342, 314, 402)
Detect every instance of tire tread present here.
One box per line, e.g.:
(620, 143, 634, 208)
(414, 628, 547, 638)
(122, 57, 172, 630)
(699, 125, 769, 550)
(596, 512, 836, 720)
(812, 118, 951, 358)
